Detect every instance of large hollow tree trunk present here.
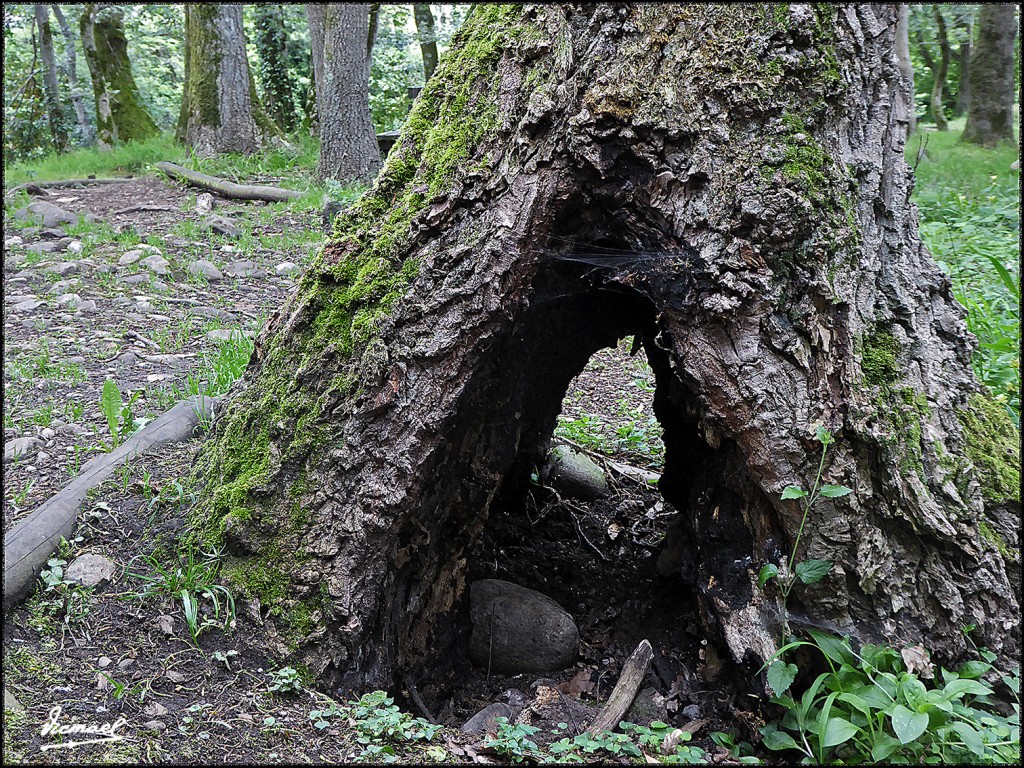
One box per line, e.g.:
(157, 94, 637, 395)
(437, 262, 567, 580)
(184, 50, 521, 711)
(963, 4, 1018, 148)
(311, 3, 380, 183)
(178, 4, 277, 157)
(190, 4, 1019, 694)
(79, 4, 159, 149)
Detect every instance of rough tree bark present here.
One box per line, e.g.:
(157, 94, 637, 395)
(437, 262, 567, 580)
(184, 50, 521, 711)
(305, 4, 326, 137)
(253, 5, 296, 132)
(34, 4, 68, 152)
(178, 4, 278, 157)
(963, 4, 1018, 148)
(51, 5, 94, 146)
(915, 5, 951, 131)
(311, 3, 380, 183)
(191, 4, 1020, 695)
(894, 4, 916, 135)
(79, 4, 158, 148)
(413, 3, 439, 82)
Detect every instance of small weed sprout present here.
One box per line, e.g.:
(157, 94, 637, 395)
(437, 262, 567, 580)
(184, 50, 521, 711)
(268, 666, 303, 694)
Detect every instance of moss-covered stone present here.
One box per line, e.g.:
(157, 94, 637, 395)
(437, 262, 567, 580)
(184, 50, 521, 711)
(956, 392, 1021, 504)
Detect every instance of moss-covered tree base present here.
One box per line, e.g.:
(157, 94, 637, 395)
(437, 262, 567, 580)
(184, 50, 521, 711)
(190, 4, 1019, 693)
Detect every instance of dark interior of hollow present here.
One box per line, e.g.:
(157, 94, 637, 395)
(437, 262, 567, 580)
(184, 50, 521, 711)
(390, 243, 781, 709)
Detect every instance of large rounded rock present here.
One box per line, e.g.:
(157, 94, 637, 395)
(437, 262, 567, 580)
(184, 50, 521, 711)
(545, 443, 608, 500)
(469, 579, 579, 674)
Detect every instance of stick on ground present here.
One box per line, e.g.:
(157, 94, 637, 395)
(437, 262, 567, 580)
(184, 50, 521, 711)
(587, 638, 653, 735)
(154, 161, 303, 203)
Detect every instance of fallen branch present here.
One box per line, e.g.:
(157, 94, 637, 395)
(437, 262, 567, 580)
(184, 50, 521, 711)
(587, 639, 653, 735)
(154, 161, 304, 203)
(4, 177, 134, 200)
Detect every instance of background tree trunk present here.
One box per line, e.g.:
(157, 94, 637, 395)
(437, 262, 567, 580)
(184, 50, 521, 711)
(179, 4, 276, 157)
(313, 3, 380, 183)
(895, 4, 917, 135)
(916, 5, 951, 130)
(305, 4, 326, 138)
(253, 5, 296, 133)
(79, 4, 158, 149)
(192, 4, 1019, 695)
(413, 4, 439, 82)
(51, 4, 94, 146)
(954, 10, 973, 117)
(34, 4, 68, 152)
(963, 4, 1018, 147)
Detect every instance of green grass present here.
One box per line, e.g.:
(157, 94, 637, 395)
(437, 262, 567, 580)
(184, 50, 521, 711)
(908, 118, 1020, 425)
(4, 133, 184, 186)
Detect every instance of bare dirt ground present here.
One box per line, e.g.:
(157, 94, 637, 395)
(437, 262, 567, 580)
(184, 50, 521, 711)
(2, 177, 757, 764)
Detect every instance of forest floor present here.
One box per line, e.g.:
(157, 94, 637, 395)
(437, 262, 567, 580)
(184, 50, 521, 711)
(2, 176, 756, 764)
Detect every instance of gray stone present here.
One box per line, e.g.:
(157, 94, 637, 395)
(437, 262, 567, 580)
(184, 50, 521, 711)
(5, 436, 44, 462)
(545, 444, 608, 500)
(460, 703, 514, 734)
(205, 329, 251, 343)
(14, 201, 93, 228)
(26, 241, 65, 254)
(223, 260, 265, 278)
(47, 279, 80, 295)
(67, 240, 84, 254)
(48, 262, 79, 277)
(39, 227, 68, 239)
(186, 260, 223, 281)
(5, 235, 24, 248)
(75, 300, 98, 313)
(64, 553, 116, 587)
(4, 689, 23, 712)
(55, 293, 84, 309)
(142, 720, 167, 732)
(469, 579, 579, 675)
(682, 704, 701, 720)
(120, 274, 153, 285)
(189, 306, 237, 322)
(195, 193, 215, 214)
(118, 249, 144, 266)
(275, 261, 300, 276)
(140, 254, 170, 275)
(625, 687, 668, 726)
(203, 214, 241, 237)
(1011, 159, 1019, 172)
(12, 300, 43, 313)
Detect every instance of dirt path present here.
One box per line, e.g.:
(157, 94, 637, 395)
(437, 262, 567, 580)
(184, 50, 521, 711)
(3, 176, 749, 764)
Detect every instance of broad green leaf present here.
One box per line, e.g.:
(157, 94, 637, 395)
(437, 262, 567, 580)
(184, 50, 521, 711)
(818, 484, 853, 498)
(767, 661, 798, 696)
(101, 378, 122, 443)
(807, 629, 855, 666)
(836, 691, 874, 716)
(956, 660, 991, 679)
(781, 485, 808, 500)
(941, 677, 993, 699)
(815, 425, 833, 445)
(869, 732, 902, 761)
(950, 722, 985, 755)
(822, 716, 859, 748)
(758, 563, 779, 588)
(795, 559, 832, 584)
(890, 704, 929, 744)
(759, 724, 800, 751)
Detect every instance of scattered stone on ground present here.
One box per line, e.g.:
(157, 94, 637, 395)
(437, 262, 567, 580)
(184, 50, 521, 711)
(625, 686, 669, 726)
(275, 261, 300, 276)
(3, 689, 24, 712)
(140, 254, 171, 275)
(186, 259, 224, 281)
(64, 553, 117, 587)
(469, 579, 580, 675)
(203, 214, 241, 237)
(544, 443, 608, 500)
(14, 200, 100, 228)
(195, 193, 215, 214)
(4, 436, 44, 462)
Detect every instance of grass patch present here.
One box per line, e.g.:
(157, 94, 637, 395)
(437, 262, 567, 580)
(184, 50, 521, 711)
(908, 119, 1020, 425)
(4, 133, 183, 186)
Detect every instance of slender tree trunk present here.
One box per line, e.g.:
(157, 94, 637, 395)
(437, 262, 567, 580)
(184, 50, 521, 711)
(413, 4, 439, 82)
(179, 4, 277, 157)
(253, 5, 296, 132)
(306, 4, 326, 137)
(34, 4, 68, 152)
(954, 11, 973, 117)
(368, 3, 380, 61)
(916, 5, 951, 131)
(79, 4, 159, 149)
(963, 4, 1018, 147)
(51, 4, 94, 146)
(191, 4, 1019, 695)
(895, 4, 917, 135)
(313, 3, 380, 183)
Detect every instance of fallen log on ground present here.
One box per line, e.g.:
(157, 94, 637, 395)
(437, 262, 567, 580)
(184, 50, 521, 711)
(3, 177, 134, 199)
(3, 395, 218, 609)
(587, 639, 653, 735)
(154, 161, 304, 202)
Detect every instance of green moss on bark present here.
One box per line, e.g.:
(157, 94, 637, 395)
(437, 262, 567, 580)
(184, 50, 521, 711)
(956, 393, 1021, 503)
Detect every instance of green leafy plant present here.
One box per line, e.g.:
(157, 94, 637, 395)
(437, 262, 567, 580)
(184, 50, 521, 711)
(310, 691, 442, 762)
(128, 547, 235, 644)
(267, 666, 302, 694)
(99, 379, 145, 450)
